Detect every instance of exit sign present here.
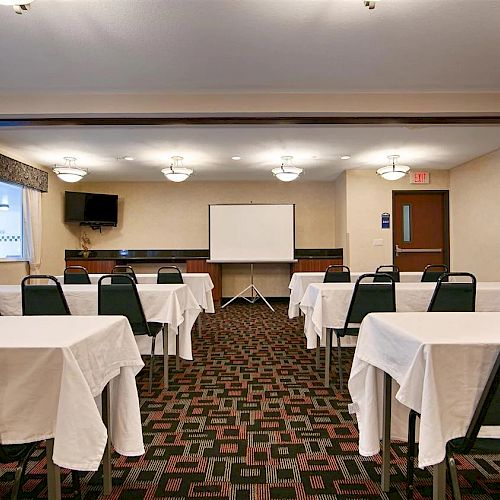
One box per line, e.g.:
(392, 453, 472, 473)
(410, 171, 430, 184)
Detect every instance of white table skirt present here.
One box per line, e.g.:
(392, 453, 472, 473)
(288, 271, 423, 318)
(0, 315, 144, 471)
(56, 273, 215, 313)
(0, 283, 201, 360)
(299, 281, 500, 349)
(348, 312, 500, 468)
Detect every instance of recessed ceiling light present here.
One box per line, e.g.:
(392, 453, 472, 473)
(231, 156, 241, 160)
(340, 155, 351, 160)
(123, 156, 134, 161)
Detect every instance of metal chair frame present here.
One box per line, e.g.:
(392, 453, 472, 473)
(323, 265, 351, 283)
(64, 265, 91, 284)
(157, 266, 184, 284)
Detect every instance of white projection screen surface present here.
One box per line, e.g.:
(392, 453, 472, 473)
(209, 204, 295, 262)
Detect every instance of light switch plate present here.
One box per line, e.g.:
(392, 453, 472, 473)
(372, 239, 383, 246)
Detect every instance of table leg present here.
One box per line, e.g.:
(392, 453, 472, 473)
(197, 311, 203, 336)
(46, 439, 61, 500)
(433, 461, 446, 500)
(163, 324, 169, 389)
(102, 384, 112, 495)
(316, 337, 320, 370)
(324, 329, 331, 388)
(381, 372, 392, 492)
(176, 330, 180, 370)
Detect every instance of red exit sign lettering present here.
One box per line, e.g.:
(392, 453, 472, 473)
(410, 171, 430, 184)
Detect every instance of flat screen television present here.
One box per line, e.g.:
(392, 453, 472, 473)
(64, 191, 118, 226)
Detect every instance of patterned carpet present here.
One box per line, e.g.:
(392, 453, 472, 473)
(1, 303, 499, 499)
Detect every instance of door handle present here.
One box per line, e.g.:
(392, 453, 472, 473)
(395, 244, 442, 256)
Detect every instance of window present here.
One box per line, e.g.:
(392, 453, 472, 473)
(0, 181, 24, 260)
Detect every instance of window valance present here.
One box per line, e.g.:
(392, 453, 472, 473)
(0, 153, 48, 192)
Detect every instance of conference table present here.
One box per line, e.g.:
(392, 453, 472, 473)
(56, 273, 215, 313)
(288, 271, 423, 318)
(299, 281, 500, 386)
(0, 283, 201, 388)
(0, 315, 145, 500)
(348, 312, 500, 499)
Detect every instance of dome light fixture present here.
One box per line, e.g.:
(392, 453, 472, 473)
(272, 156, 303, 182)
(162, 156, 193, 183)
(0, 0, 35, 14)
(53, 157, 88, 183)
(0, 195, 9, 211)
(377, 155, 410, 181)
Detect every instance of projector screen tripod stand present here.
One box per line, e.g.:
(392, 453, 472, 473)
(221, 263, 275, 312)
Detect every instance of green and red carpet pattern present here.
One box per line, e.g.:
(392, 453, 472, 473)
(1, 303, 499, 499)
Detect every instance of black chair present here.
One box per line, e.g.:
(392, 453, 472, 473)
(98, 275, 163, 393)
(323, 265, 351, 283)
(427, 272, 476, 312)
(407, 353, 500, 500)
(111, 265, 138, 284)
(157, 266, 184, 284)
(406, 271, 477, 498)
(0, 443, 40, 500)
(421, 264, 449, 282)
(64, 265, 91, 284)
(21, 275, 71, 315)
(374, 265, 400, 282)
(331, 273, 396, 389)
(19, 275, 80, 497)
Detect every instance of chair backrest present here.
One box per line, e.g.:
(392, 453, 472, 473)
(323, 265, 351, 283)
(421, 264, 449, 282)
(157, 266, 184, 284)
(111, 265, 137, 284)
(98, 274, 149, 335)
(344, 273, 396, 328)
(461, 352, 500, 452)
(427, 272, 476, 312)
(64, 265, 91, 284)
(21, 275, 71, 316)
(374, 265, 400, 283)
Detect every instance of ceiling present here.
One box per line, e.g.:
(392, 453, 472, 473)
(1, 1, 499, 181)
(0, 0, 499, 93)
(0, 125, 498, 181)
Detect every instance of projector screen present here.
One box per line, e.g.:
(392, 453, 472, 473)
(209, 204, 295, 262)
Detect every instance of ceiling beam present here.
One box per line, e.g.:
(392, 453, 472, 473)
(1, 116, 500, 127)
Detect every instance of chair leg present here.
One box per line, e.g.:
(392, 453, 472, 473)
(406, 409, 418, 499)
(337, 334, 343, 390)
(447, 447, 462, 500)
(149, 336, 156, 394)
(11, 464, 23, 500)
(71, 470, 81, 499)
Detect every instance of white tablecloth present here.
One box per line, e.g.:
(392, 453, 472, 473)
(348, 312, 500, 468)
(299, 281, 500, 349)
(56, 273, 215, 313)
(288, 271, 423, 318)
(0, 283, 201, 360)
(0, 315, 144, 471)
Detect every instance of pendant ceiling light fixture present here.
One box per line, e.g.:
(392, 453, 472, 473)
(0, 0, 34, 14)
(53, 157, 88, 183)
(162, 156, 193, 183)
(272, 156, 303, 182)
(377, 155, 410, 181)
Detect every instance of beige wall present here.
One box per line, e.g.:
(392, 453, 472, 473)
(345, 170, 450, 271)
(450, 148, 500, 281)
(1, 92, 500, 115)
(0, 151, 79, 284)
(334, 171, 348, 266)
(75, 180, 336, 296)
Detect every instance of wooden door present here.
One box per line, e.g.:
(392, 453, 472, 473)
(392, 191, 449, 272)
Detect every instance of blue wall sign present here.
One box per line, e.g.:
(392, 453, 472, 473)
(381, 212, 390, 229)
